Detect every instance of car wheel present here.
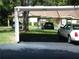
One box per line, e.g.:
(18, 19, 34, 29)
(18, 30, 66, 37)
(68, 36, 72, 43)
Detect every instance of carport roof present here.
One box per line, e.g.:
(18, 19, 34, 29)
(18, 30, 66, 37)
(29, 9, 79, 19)
(14, 6, 79, 19)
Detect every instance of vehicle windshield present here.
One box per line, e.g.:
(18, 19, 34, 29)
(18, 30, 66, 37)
(73, 24, 79, 29)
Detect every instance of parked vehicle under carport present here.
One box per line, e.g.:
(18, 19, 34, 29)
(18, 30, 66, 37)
(58, 23, 79, 43)
(42, 22, 54, 30)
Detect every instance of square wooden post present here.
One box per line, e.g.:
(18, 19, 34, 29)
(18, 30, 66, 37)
(14, 8, 19, 43)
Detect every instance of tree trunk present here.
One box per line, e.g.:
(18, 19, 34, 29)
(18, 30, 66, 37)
(20, 0, 29, 31)
(23, 11, 29, 31)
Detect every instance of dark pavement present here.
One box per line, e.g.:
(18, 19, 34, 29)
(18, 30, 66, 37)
(1, 33, 79, 59)
(1, 42, 79, 59)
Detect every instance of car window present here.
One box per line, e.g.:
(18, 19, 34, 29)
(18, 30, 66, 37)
(73, 24, 79, 29)
(64, 24, 72, 30)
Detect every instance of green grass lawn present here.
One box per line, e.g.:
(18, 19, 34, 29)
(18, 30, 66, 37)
(28, 26, 57, 34)
(0, 32, 15, 44)
(0, 26, 57, 44)
(21, 30, 57, 35)
(0, 27, 15, 44)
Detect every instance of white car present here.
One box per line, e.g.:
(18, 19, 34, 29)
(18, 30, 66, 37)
(58, 23, 79, 43)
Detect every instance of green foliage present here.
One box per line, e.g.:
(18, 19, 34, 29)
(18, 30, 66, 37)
(30, 0, 68, 6)
(67, 0, 79, 5)
(0, 0, 3, 7)
(30, 0, 79, 6)
(0, 0, 79, 26)
(0, 0, 21, 26)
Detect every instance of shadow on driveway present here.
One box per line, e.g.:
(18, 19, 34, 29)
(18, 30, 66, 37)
(1, 48, 79, 59)
(20, 33, 67, 42)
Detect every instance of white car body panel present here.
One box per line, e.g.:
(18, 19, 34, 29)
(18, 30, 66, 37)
(70, 30, 79, 41)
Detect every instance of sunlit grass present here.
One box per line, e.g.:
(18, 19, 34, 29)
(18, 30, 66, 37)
(0, 26, 57, 44)
(21, 29, 57, 35)
(0, 32, 15, 44)
(28, 26, 57, 34)
(0, 27, 15, 44)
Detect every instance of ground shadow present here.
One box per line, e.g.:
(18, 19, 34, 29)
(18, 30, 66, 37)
(1, 49, 79, 59)
(20, 33, 67, 42)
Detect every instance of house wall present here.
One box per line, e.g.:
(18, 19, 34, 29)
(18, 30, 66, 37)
(29, 17, 38, 26)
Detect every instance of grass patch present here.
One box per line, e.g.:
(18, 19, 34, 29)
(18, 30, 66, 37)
(0, 27, 15, 44)
(0, 32, 15, 44)
(21, 30, 57, 35)
(0, 26, 58, 43)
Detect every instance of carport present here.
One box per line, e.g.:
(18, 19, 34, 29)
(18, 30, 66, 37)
(14, 6, 79, 43)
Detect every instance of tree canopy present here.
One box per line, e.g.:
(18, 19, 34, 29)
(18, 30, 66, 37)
(0, 0, 21, 25)
(0, 0, 79, 26)
(30, 0, 79, 6)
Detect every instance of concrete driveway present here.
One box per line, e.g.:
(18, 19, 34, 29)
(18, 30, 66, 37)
(0, 42, 79, 59)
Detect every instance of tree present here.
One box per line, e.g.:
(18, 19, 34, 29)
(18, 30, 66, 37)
(30, 0, 68, 6)
(1, 0, 79, 26)
(20, 0, 29, 31)
(0, 0, 21, 26)
(67, 0, 79, 5)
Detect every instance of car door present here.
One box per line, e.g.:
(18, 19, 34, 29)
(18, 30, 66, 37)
(61, 25, 67, 37)
(59, 26, 66, 37)
(63, 25, 71, 37)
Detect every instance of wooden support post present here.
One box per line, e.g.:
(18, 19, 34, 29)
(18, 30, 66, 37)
(14, 8, 19, 43)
